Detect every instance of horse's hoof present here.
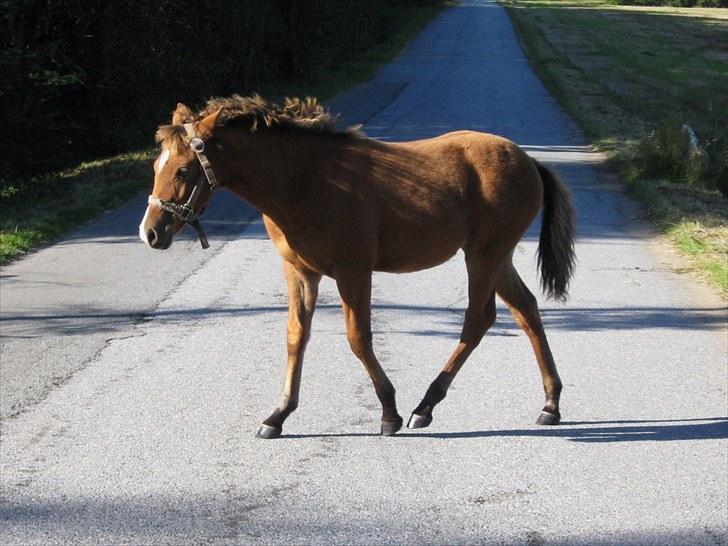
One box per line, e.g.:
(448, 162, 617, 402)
(536, 410, 561, 426)
(381, 417, 403, 436)
(407, 413, 432, 429)
(256, 424, 282, 439)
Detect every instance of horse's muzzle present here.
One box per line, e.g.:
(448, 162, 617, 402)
(139, 208, 174, 249)
(145, 226, 173, 249)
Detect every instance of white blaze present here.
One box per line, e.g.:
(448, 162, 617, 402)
(155, 148, 170, 173)
(139, 206, 151, 245)
(141, 148, 170, 245)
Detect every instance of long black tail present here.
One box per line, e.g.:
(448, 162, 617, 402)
(534, 159, 576, 301)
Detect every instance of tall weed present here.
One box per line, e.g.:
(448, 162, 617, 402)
(635, 120, 727, 196)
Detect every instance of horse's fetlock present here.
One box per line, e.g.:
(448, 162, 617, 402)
(551, 380, 563, 398)
(425, 382, 447, 405)
(375, 381, 397, 406)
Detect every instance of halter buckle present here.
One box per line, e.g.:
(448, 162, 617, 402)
(178, 203, 195, 222)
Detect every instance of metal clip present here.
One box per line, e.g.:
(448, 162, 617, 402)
(179, 204, 194, 222)
(190, 137, 205, 154)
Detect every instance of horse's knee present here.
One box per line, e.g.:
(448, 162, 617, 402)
(287, 332, 310, 354)
(287, 312, 312, 343)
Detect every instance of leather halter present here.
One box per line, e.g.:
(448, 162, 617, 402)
(147, 123, 219, 248)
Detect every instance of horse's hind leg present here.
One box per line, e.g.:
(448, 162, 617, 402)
(257, 261, 321, 439)
(496, 262, 562, 425)
(337, 272, 403, 436)
(408, 252, 499, 429)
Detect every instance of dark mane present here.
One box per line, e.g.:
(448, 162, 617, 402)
(156, 94, 361, 152)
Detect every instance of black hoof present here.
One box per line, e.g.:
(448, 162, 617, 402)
(407, 413, 433, 429)
(381, 417, 403, 436)
(256, 424, 282, 439)
(536, 410, 561, 426)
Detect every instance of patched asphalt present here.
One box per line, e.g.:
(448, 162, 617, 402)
(1, 1, 726, 544)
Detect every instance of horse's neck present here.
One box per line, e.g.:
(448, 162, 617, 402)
(221, 130, 337, 224)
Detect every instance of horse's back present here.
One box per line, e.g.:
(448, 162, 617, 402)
(269, 130, 544, 276)
(397, 130, 543, 236)
(364, 131, 542, 272)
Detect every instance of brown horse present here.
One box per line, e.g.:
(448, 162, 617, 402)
(139, 95, 575, 438)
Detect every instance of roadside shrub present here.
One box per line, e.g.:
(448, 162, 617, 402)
(635, 120, 727, 196)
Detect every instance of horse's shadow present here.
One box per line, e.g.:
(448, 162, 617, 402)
(281, 417, 728, 443)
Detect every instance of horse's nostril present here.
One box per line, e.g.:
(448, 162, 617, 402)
(146, 228, 158, 246)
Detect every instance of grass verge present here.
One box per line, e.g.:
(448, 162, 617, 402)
(0, 152, 153, 261)
(503, 0, 728, 296)
(0, 2, 447, 265)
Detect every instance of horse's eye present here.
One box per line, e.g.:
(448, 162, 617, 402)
(176, 167, 190, 180)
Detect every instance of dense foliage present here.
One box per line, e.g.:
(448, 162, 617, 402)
(1, 0, 437, 181)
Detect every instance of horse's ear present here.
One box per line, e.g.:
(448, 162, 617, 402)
(197, 108, 223, 140)
(172, 103, 193, 125)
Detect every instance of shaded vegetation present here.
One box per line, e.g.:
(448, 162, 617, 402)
(0, 0, 445, 263)
(1, 0, 442, 180)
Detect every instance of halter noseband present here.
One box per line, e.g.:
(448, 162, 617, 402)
(147, 123, 219, 249)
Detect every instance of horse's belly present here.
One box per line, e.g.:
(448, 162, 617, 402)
(374, 227, 464, 273)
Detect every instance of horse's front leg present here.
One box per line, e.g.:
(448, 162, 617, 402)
(257, 261, 321, 439)
(336, 271, 403, 436)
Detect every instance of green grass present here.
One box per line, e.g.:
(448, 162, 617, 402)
(629, 178, 728, 292)
(0, 2, 448, 265)
(0, 152, 153, 262)
(503, 0, 728, 295)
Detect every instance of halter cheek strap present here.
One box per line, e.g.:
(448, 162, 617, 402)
(147, 123, 220, 249)
(184, 122, 219, 191)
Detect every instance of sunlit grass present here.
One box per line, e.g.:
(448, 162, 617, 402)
(669, 223, 727, 296)
(627, 178, 728, 295)
(504, 0, 728, 296)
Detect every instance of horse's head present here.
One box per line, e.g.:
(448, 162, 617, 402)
(139, 103, 222, 250)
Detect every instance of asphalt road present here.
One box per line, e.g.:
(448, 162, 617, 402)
(1, 1, 726, 545)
